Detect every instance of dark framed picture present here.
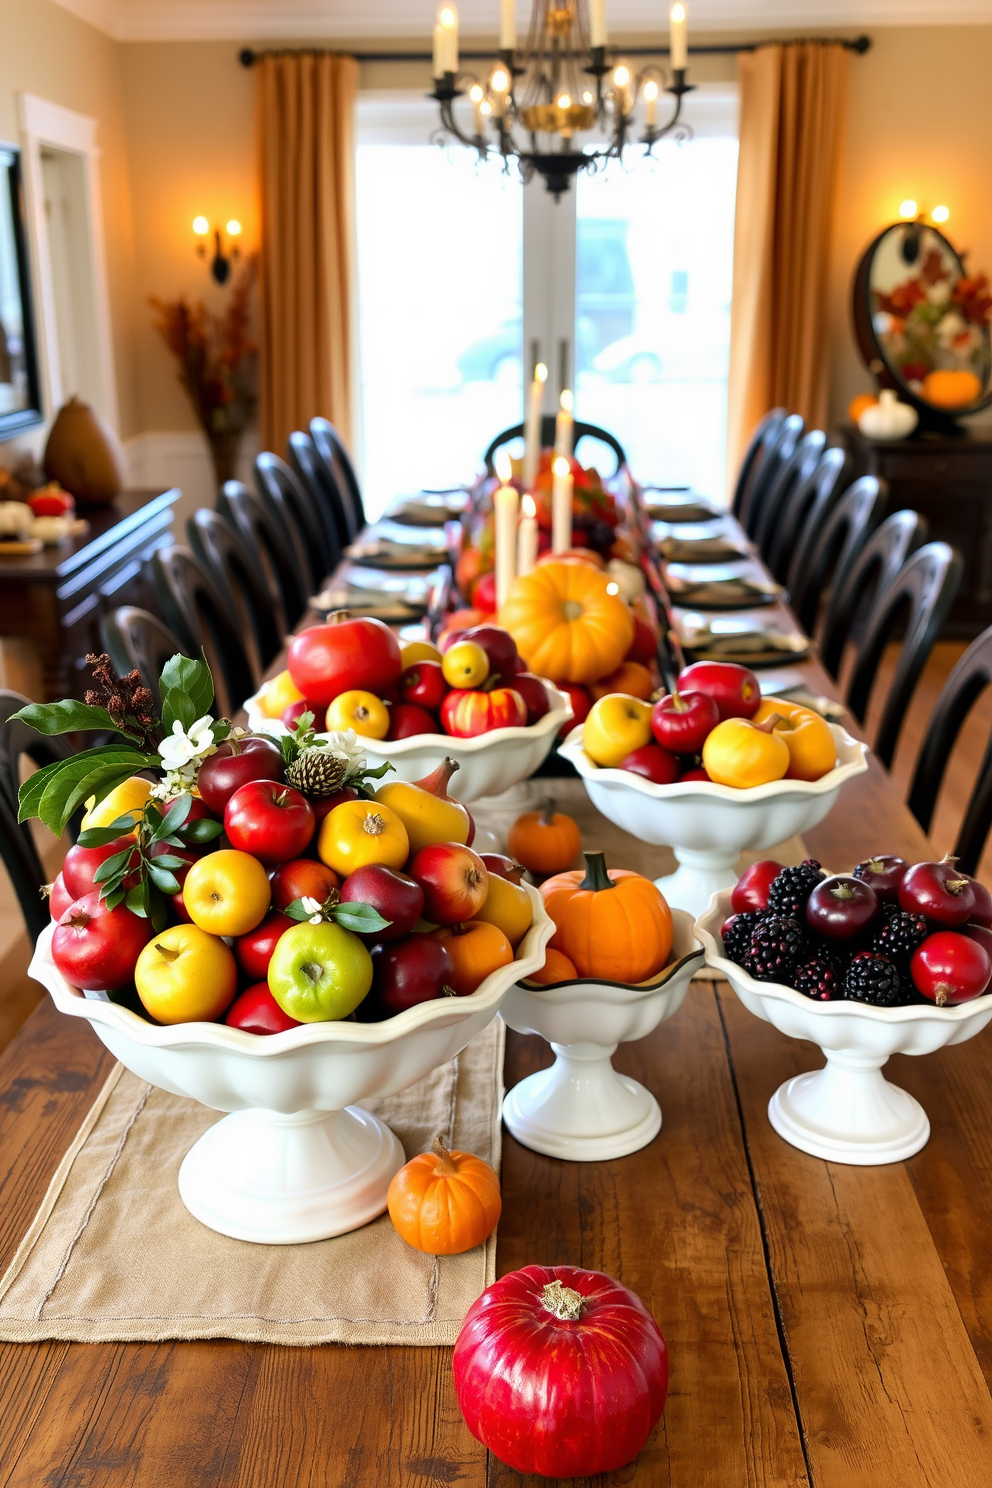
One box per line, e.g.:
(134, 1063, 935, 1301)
(0, 142, 43, 438)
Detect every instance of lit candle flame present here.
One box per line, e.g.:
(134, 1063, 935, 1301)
(192, 216, 209, 235)
(495, 450, 513, 483)
(643, 80, 659, 101)
(671, 3, 686, 21)
(613, 65, 630, 87)
(522, 494, 537, 518)
(470, 83, 484, 102)
(491, 67, 509, 92)
(535, 362, 548, 383)
(557, 93, 572, 110)
(560, 390, 573, 413)
(438, 5, 456, 28)
(553, 455, 571, 478)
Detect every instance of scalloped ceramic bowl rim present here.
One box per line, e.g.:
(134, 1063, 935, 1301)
(518, 908, 704, 993)
(31, 883, 555, 1057)
(245, 683, 573, 756)
(695, 892, 992, 1025)
(559, 721, 869, 805)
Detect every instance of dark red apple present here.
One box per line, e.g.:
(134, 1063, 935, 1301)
(620, 743, 680, 784)
(408, 843, 489, 925)
(234, 910, 293, 981)
(680, 766, 710, 781)
(311, 785, 359, 825)
(400, 661, 448, 713)
(388, 703, 439, 740)
(732, 860, 781, 914)
(49, 872, 73, 920)
(460, 625, 522, 680)
(270, 858, 340, 911)
(510, 673, 551, 725)
(225, 982, 302, 1034)
(806, 875, 879, 940)
(852, 855, 908, 903)
(197, 736, 284, 814)
(899, 860, 977, 927)
(481, 853, 526, 885)
(675, 661, 760, 721)
(339, 864, 424, 942)
(364, 935, 457, 1017)
(651, 690, 720, 755)
(966, 876, 992, 927)
(62, 835, 137, 898)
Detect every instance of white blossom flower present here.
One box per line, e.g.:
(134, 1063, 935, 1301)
(928, 281, 952, 307)
(158, 716, 218, 770)
(320, 728, 367, 780)
(936, 310, 967, 347)
(301, 895, 325, 925)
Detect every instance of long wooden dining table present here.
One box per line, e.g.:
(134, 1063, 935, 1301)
(1, 508, 991, 1487)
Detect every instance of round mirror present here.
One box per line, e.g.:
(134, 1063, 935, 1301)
(852, 221, 992, 425)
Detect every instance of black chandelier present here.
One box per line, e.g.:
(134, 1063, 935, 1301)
(430, 0, 694, 199)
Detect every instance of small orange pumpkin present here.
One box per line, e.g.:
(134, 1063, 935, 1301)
(387, 1137, 501, 1255)
(848, 392, 878, 425)
(499, 560, 634, 684)
(540, 851, 674, 982)
(508, 800, 582, 877)
(590, 660, 655, 702)
(921, 368, 983, 410)
(429, 920, 514, 995)
(528, 947, 579, 985)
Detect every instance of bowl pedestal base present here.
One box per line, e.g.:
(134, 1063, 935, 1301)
(502, 1040, 662, 1161)
(767, 1048, 930, 1165)
(178, 1105, 406, 1244)
(655, 847, 740, 921)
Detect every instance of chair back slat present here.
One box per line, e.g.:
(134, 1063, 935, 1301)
(188, 508, 284, 674)
(255, 452, 331, 591)
(150, 546, 257, 720)
(730, 407, 787, 518)
(0, 691, 77, 941)
(818, 509, 927, 680)
(483, 416, 626, 475)
(218, 481, 308, 628)
(752, 430, 826, 562)
(787, 475, 886, 636)
(101, 607, 188, 711)
(767, 445, 847, 583)
(310, 417, 365, 537)
(288, 431, 349, 558)
(738, 413, 804, 537)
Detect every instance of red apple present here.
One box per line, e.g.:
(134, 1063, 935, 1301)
(460, 625, 522, 679)
(339, 864, 424, 942)
(270, 858, 340, 911)
(197, 737, 284, 815)
(49, 872, 73, 920)
(966, 875, 992, 928)
(899, 860, 977, 927)
(481, 853, 526, 885)
(679, 766, 710, 781)
(471, 572, 498, 614)
(558, 682, 592, 739)
(620, 743, 680, 784)
(388, 703, 439, 740)
(441, 687, 527, 738)
(281, 699, 315, 730)
(62, 835, 137, 898)
(675, 661, 760, 721)
(408, 842, 489, 925)
(225, 982, 302, 1034)
(510, 673, 550, 725)
(911, 930, 991, 1006)
(224, 781, 315, 866)
(400, 661, 448, 712)
(287, 616, 402, 706)
(52, 892, 150, 991)
(364, 935, 457, 1017)
(148, 838, 199, 891)
(732, 860, 782, 914)
(651, 691, 720, 755)
(234, 910, 293, 981)
(626, 614, 659, 665)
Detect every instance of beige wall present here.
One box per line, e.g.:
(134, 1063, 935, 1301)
(0, 0, 136, 448)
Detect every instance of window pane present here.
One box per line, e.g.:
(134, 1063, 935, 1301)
(574, 133, 738, 502)
(356, 141, 523, 519)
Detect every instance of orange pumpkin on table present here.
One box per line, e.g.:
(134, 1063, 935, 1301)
(921, 369, 983, 409)
(499, 560, 634, 684)
(387, 1137, 501, 1255)
(429, 920, 514, 995)
(540, 851, 674, 983)
(508, 801, 582, 877)
(527, 947, 579, 985)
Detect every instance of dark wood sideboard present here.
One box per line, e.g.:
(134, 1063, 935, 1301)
(0, 488, 180, 701)
(841, 423, 992, 637)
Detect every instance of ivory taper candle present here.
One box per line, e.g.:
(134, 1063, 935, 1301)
(518, 494, 539, 576)
(552, 455, 573, 553)
(522, 361, 547, 490)
(494, 481, 519, 608)
(670, 2, 687, 69)
(555, 389, 574, 458)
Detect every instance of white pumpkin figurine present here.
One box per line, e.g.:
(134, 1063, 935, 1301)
(858, 388, 919, 441)
(0, 501, 34, 538)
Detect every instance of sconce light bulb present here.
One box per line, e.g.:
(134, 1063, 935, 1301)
(491, 67, 509, 92)
(226, 219, 242, 236)
(192, 216, 209, 235)
(522, 494, 537, 518)
(613, 65, 630, 87)
(560, 389, 573, 413)
(643, 79, 659, 101)
(495, 450, 513, 483)
(469, 83, 484, 102)
(582, 89, 594, 104)
(932, 204, 950, 223)
(553, 456, 571, 478)
(557, 92, 572, 109)
(899, 199, 918, 219)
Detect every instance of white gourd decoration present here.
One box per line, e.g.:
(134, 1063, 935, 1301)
(0, 501, 34, 537)
(858, 389, 919, 441)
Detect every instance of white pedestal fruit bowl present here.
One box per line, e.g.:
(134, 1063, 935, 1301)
(30, 886, 554, 1244)
(696, 891, 992, 1164)
(246, 684, 573, 803)
(559, 724, 868, 920)
(500, 911, 703, 1160)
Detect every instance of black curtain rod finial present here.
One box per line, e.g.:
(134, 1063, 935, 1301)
(238, 35, 872, 67)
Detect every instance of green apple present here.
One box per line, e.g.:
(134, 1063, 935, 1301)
(267, 921, 373, 1022)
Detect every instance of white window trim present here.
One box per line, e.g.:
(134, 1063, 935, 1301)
(17, 93, 119, 430)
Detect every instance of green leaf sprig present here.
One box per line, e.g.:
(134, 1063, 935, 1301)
(283, 894, 393, 936)
(79, 792, 223, 928)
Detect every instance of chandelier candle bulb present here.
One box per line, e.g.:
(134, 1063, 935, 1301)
(518, 495, 539, 577)
(590, 0, 607, 48)
(670, 3, 687, 69)
(555, 389, 574, 458)
(500, 0, 516, 51)
(494, 477, 519, 608)
(552, 456, 573, 554)
(643, 79, 659, 128)
(470, 82, 485, 134)
(437, 2, 458, 73)
(523, 361, 547, 489)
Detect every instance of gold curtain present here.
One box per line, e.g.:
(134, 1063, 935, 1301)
(726, 42, 850, 480)
(257, 52, 359, 453)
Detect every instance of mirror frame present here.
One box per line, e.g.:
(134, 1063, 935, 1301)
(853, 220, 992, 428)
(0, 142, 43, 439)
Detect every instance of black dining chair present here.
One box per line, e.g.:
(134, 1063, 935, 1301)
(101, 607, 187, 711)
(729, 407, 786, 518)
(287, 430, 350, 559)
(0, 691, 78, 941)
(786, 475, 887, 637)
(218, 480, 309, 629)
(188, 508, 284, 676)
(150, 546, 258, 720)
(818, 509, 928, 681)
(766, 446, 847, 584)
(907, 625, 992, 875)
(737, 413, 804, 538)
(751, 429, 826, 563)
(844, 541, 962, 770)
(310, 417, 366, 538)
(255, 451, 332, 592)
(484, 416, 626, 476)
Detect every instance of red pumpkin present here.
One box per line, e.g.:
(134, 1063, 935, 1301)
(287, 613, 401, 707)
(441, 686, 527, 738)
(454, 1264, 668, 1477)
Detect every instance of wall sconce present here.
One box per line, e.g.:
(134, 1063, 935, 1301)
(896, 201, 951, 265)
(193, 216, 242, 284)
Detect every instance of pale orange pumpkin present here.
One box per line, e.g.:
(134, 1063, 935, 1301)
(540, 851, 673, 982)
(499, 561, 634, 684)
(848, 392, 878, 424)
(921, 369, 983, 409)
(387, 1137, 502, 1255)
(508, 800, 582, 876)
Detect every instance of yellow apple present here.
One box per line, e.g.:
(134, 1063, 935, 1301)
(134, 923, 238, 1024)
(583, 694, 653, 768)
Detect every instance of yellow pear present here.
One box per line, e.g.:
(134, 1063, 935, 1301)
(375, 758, 470, 855)
(81, 776, 153, 834)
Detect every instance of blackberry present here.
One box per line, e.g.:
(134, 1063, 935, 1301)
(872, 908, 928, 962)
(744, 915, 805, 982)
(791, 957, 839, 1001)
(721, 911, 764, 966)
(766, 859, 824, 918)
(843, 951, 907, 1008)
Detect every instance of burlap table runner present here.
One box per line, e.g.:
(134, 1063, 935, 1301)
(0, 1019, 504, 1346)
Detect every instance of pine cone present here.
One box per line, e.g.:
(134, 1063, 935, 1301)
(285, 747, 348, 798)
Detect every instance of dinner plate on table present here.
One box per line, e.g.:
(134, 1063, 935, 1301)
(657, 535, 753, 565)
(344, 538, 447, 570)
(311, 566, 437, 620)
(642, 488, 720, 524)
(387, 492, 468, 526)
(665, 572, 781, 610)
(677, 616, 811, 666)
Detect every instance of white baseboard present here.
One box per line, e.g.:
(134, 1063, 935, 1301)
(122, 430, 260, 534)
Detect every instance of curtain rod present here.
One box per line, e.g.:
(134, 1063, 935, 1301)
(239, 35, 871, 66)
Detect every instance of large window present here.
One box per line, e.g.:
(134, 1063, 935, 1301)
(356, 87, 737, 514)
